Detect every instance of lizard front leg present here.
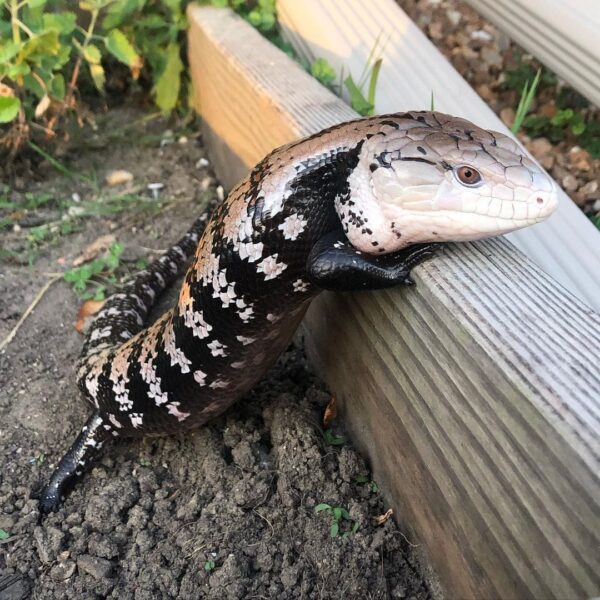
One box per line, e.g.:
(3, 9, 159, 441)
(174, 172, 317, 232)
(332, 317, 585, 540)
(307, 230, 439, 292)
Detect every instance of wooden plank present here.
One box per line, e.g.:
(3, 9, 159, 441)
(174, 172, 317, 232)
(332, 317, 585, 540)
(464, 0, 600, 107)
(187, 6, 600, 600)
(277, 0, 600, 311)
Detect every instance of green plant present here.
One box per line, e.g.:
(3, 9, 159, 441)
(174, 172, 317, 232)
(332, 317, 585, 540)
(580, 121, 600, 158)
(521, 112, 600, 158)
(64, 240, 124, 300)
(310, 58, 336, 88)
(0, 0, 189, 155)
(550, 108, 585, 135)
(0, 529, 9, 540)
(344, 56, 382, 117)
(323, 429, 345, 446)
(314, 503, 360, 538)
(502, 60, 556, 93)
(511, 68, 541, 135)
(355, 474, 378, 493)
(204, 559, 216, 572)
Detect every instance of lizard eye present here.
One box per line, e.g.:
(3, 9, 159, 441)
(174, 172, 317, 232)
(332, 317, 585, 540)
(455, 165, 482, 187)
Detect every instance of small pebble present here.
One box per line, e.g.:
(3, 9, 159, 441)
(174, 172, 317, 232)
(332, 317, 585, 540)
(105, 170, 133, 187)
(561, 174, 578, 193)
(580, 180, 598, 197)
(196, 157, 210, 169)
(470, 29, 493, 42)
(216, 185, 224, 201)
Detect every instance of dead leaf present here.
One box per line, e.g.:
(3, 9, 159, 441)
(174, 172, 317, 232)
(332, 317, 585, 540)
(0, 83, 15, 97)
(72, 234, 116, 266)
(323, 395, 337, 429)
(35, 94, 51, 119)
(131, 56, 144, 81)
(75, 299, 105, 334)
(373, 508, 393, 526)
(105, 169, 134, 186)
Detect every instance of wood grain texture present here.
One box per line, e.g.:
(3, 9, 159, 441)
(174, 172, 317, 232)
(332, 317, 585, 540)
(277, 0, 600, 311)
(187, 6, 600, 599)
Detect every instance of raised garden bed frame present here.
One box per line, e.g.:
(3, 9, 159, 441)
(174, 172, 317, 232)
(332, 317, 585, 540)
(187, 6, 600, 599)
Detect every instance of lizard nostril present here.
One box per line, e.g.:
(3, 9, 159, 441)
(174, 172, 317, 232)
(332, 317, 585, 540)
(536, 197, 544, 205)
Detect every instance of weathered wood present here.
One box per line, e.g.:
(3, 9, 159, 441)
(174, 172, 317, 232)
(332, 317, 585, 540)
(276, 0, 600, 311)
(187, 6, 600, 599)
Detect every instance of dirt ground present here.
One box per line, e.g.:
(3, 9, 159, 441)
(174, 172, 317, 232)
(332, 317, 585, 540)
(0, 109, 434, 599)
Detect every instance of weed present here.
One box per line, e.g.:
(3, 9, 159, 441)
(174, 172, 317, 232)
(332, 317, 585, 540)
(204, 559, 216, 572)
(314, 503, 360, 538)
(355, 474, 378, 493)
(311, 58, 336, 88)
(511, 68, 541, 135)
(521, 111, 600, 158)
(502, 59, 556, 93)
(323, 429, 345, 447)
(343, 35, 385, 117)
(63, 241, 124, 300)
(0, 529, 9, 541)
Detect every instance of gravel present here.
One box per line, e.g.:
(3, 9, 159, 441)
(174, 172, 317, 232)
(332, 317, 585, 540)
(397, 0, 600, 227)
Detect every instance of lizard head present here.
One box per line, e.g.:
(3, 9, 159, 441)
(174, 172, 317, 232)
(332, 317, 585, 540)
(339, 111, 559, 253)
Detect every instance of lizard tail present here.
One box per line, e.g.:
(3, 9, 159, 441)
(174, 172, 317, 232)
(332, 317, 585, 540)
(79, 213, 208, 366)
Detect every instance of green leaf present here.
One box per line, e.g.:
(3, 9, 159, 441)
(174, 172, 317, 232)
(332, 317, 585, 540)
(138, 14, 165, 29)
(20, 30, 60, 61)
(84, 44, 102, 65)
(0, 529, 9, 540)
(103, 0, 146, 29)
(330, 522, 339, 538)
(571, 114, 586, 136)
(153, 42, 182, 113)
(50, 74, 65, 100)
(28, 0, 47, 8)
(0, 96, 21, 123)
(204, 559, 215, 571)
(43, 11, 77, 35)
(323, 429, 345, 446)
(105, 29, 139, 68)
(344, 74, 373, 117)
(366, 58, 382, 108)
(332, 507, 342, 521)
(552, 108, 574, 126)
(340, 508, 351, 520)
(310, 58, 336, 87)
(0, 41, 22, 63)
(89, 63, 105, 91)
(314, 503, 331, 513)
